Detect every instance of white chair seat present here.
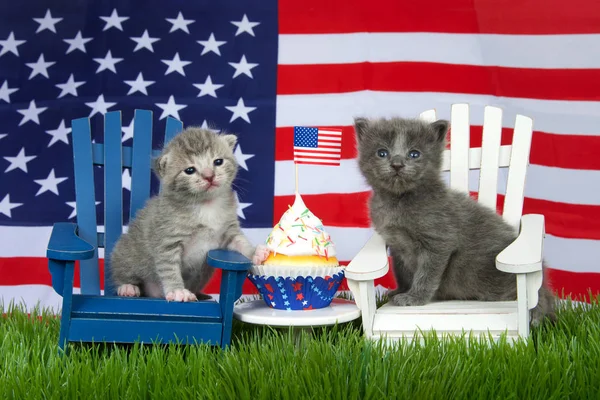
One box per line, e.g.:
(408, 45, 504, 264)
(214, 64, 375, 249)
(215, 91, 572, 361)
(373, 301, 520, 341)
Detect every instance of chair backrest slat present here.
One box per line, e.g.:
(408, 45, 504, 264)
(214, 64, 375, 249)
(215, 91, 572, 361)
(129, 110, 153, 221)
(477, 106, 503, 210)
(502, 115, 534, 228)
(71, 117, 101, 295)
(449, 104, 470, 193)
(103, 111, 124, 296)
(165, 117, 183, 144)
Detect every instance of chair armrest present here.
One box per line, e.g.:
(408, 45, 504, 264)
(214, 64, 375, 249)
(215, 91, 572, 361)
(46, 223, 95, 261)
(496, 214, 545, 274)
(207, 249, 252, 272)
(345, 231, 389, 281)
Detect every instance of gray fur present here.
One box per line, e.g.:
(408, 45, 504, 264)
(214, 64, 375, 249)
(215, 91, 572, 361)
(110, 127, 256, 301)
(354, 116, 556, 325)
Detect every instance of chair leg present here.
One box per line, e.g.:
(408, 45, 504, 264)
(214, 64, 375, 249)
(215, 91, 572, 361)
(516, 274, 530, 338)
(219, 270, 244, 348)
(58, 262, 75, 355)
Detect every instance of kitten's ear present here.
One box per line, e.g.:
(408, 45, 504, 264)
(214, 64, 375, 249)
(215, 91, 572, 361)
(152, 152, 170, 179)
(430, 120, 449, 143)
(353, 117, 370, 142)
(221, 134, 238, 151)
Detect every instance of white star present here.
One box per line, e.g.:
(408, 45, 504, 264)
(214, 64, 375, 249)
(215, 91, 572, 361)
(0, 195, 23, 218)
(235, 192, 252, 219)
(25, 54, 56, 79)
(156, 96, 186, 120)
(124, 72, 155, 95)
(166, 12, 195, 34)
(46, 120, 71, 147)
(193, 76, 223, 98)
(33, 9, 63, 33)
(3, 148, 36, 173)
(230, 14, 260, 36)
(200, 120, 220, 133)
(197, 33, 226, 56)
(161, 52, 191, 76)
(228, 55, 258, 79)
(17, 100, 47, 126)
(65, 201, 101, 219)
(100, 9, 129, 31)
(34, 169, 68, 196)
(122, 169, 131, 191)
(63, 31, 93, 54)
(0, 80, 18, 103)
(55, 74, 85, 98)
(85, 94, 117, 117)
(225, 98, 256, 124)
(0, 32, 26, 57)
(121, 121, 134, 142)
(234, 145, 255, 171)
(93, 50, 123, 73)
(130, 30, 160, 52)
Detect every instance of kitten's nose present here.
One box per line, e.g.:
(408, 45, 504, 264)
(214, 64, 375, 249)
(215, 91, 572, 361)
(391, 162, 405, 171)
(201, 168, 215, 182)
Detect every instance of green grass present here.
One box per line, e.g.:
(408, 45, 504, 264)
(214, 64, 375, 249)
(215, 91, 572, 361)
(2, 296, 600, 400)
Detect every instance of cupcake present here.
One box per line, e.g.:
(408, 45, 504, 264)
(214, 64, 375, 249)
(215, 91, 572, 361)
(248, 193, 345, 310)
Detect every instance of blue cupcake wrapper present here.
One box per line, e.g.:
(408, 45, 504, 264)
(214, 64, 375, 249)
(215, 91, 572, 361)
(247, 272, 345, 311)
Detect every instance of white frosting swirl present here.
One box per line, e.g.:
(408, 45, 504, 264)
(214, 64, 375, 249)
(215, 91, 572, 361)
(265, 193, 337, 259)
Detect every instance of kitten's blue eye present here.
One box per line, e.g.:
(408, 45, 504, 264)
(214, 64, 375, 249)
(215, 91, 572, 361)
(408, 150, 421, 159)
(213, 159, 224, 166)
(377, 149, 388, 158)
(184, 167, 196, 175)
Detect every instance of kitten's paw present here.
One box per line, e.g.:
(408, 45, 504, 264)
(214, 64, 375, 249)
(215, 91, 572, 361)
(252, 244, 270, 265)
(117, 284, 141, 297)
(391, 292, 428, 307)
(166, 289, 197, 302)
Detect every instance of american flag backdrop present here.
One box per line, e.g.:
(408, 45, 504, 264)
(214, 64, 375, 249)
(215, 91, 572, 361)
(1, 0, 599, 312)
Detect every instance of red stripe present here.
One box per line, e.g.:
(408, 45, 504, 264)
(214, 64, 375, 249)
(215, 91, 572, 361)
(276, 126, 600, 170)
(277, 63, 600, 102)
(3, 259, 598, 303)
(279, 0, 600, 34)
(295, 161, 341, 166)
(274, 192, 600, 241)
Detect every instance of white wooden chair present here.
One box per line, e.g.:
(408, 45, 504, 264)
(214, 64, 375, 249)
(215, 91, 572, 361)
(345, 103, 545, 342)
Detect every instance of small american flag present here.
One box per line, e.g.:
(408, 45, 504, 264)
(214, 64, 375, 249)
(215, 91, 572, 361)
(293, 126, 343, 166)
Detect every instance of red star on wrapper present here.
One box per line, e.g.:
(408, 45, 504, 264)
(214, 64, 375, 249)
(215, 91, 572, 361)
(265, 283, 274, 293)
(328, 281, 336, 290)
(325, 276, 331, 280)
(296, 293, 304, 301)
(292, 282, 303, 291)
(268, 294, 274, 300)
(303, 305, 314, 310)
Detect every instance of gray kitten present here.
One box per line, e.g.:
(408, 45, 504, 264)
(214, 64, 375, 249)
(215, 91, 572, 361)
(353, 116, 556, 324)
(110, 127, 267, 302)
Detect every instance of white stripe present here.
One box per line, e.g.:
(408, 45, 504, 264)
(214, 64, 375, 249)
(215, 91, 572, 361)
(1, 227, 598, 275)
(319, 137, 342, 142)
(276, 159, 600, 206)
(279, 33, 600, 69)
(0, 284, 80, 313)
(318, 129, 343, 135)
(276, 92, 600, 136)
(294, 152, 341, 158)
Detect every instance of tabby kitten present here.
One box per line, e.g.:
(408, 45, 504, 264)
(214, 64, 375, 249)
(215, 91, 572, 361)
(353, 116, 555, 324)
(110, 127, 265, 302)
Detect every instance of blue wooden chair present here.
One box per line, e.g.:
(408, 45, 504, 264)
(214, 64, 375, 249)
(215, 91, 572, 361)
(45, 109, 251, 353)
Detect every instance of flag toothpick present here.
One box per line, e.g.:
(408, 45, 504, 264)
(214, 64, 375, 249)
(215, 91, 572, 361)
(292, 126, 343, 195)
